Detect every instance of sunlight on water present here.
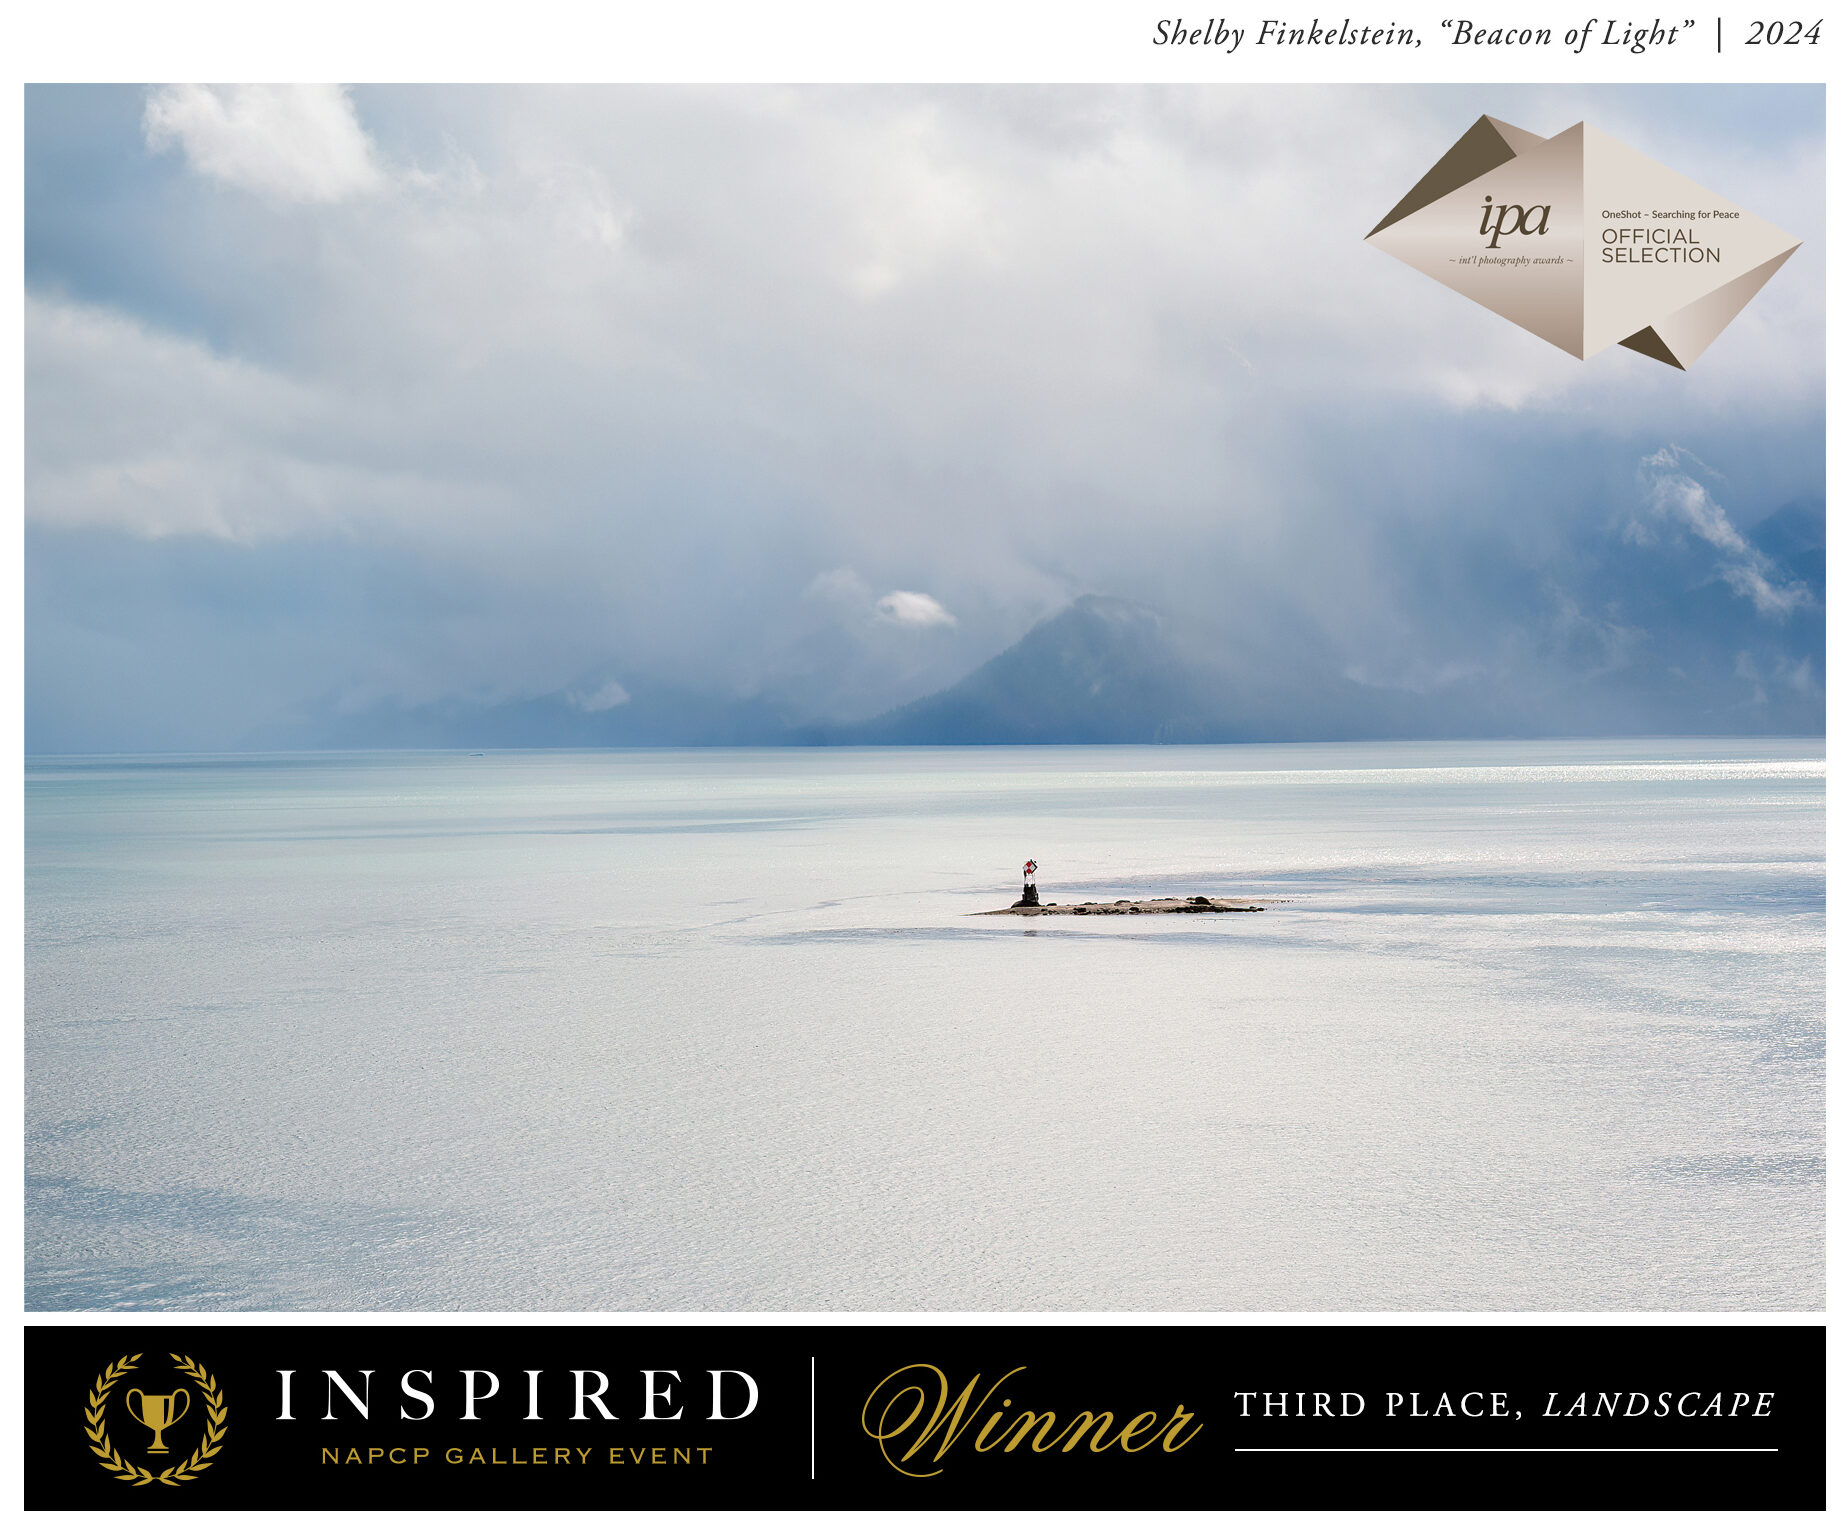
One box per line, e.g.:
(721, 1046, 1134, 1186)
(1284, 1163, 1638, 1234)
(25, 739, 1823, 1311)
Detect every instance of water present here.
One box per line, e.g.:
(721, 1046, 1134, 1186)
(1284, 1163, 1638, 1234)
(25, 740, 1823, 1312)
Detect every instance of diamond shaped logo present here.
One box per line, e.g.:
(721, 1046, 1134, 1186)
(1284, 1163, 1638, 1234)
(1367, 116, 1801, 368)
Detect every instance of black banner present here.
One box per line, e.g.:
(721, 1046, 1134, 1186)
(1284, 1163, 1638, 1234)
(26, 1324, 1822, 1511)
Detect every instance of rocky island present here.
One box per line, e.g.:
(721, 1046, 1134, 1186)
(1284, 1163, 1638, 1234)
(977, 894, 1265, 916)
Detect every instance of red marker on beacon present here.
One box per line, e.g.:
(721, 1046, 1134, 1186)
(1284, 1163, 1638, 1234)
(1017, 858, 1041, 909)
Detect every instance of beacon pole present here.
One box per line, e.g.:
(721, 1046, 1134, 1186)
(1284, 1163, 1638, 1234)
(1015, 858, 1040, 909)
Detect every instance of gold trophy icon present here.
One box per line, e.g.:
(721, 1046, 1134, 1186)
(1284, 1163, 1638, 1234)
(125, 1387, 190, 1454)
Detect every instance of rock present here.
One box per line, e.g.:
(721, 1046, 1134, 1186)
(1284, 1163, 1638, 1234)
(973, 893, 1272, 916)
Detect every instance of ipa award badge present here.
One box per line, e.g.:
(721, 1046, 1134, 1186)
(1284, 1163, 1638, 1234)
(1367, 116, 1801, 367)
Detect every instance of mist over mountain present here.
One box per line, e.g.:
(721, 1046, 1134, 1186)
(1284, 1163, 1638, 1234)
(303, 496, 1824, 749)
(29, 492, 1822, 752)
(817, 529, 1823, 745)
(811, 597, 1421, 745)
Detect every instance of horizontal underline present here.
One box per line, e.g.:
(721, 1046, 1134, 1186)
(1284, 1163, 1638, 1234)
(1237, 1447, 1777, 1453)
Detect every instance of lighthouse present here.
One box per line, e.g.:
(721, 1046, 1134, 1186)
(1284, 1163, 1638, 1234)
(1014, 859, 1041, 909)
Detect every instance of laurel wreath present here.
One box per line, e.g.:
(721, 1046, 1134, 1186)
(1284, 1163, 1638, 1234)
(86, 1351, 229, 1486)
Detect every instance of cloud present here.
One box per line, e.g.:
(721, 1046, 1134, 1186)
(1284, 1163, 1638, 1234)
(23, 84, 1826, 747)
(143, 85, 383, 203)
(803, 568, 873, 607)
(567, 680, 631, 712)
(876, 590, 956, 628)
(25, 293, 507, 543)
(1637, 446, 1812, 618)
(810, 572, 957, 630)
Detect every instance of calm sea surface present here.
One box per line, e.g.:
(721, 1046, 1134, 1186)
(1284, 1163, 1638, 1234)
(25, 740, 1824, 1311)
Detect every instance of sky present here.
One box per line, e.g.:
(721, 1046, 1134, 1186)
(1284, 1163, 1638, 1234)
(24, 84, 1824, 750)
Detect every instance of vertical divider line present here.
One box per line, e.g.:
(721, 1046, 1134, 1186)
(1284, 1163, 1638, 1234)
(810, 1355, 816, 1480)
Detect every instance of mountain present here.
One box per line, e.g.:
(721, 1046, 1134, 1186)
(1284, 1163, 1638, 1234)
(816, 596, 1443, 745)
(820, 562, 1825, 745)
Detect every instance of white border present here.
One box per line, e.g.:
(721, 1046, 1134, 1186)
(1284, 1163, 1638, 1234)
(7, 2, 1842, 85)
(8, 2, 1837, 1527)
